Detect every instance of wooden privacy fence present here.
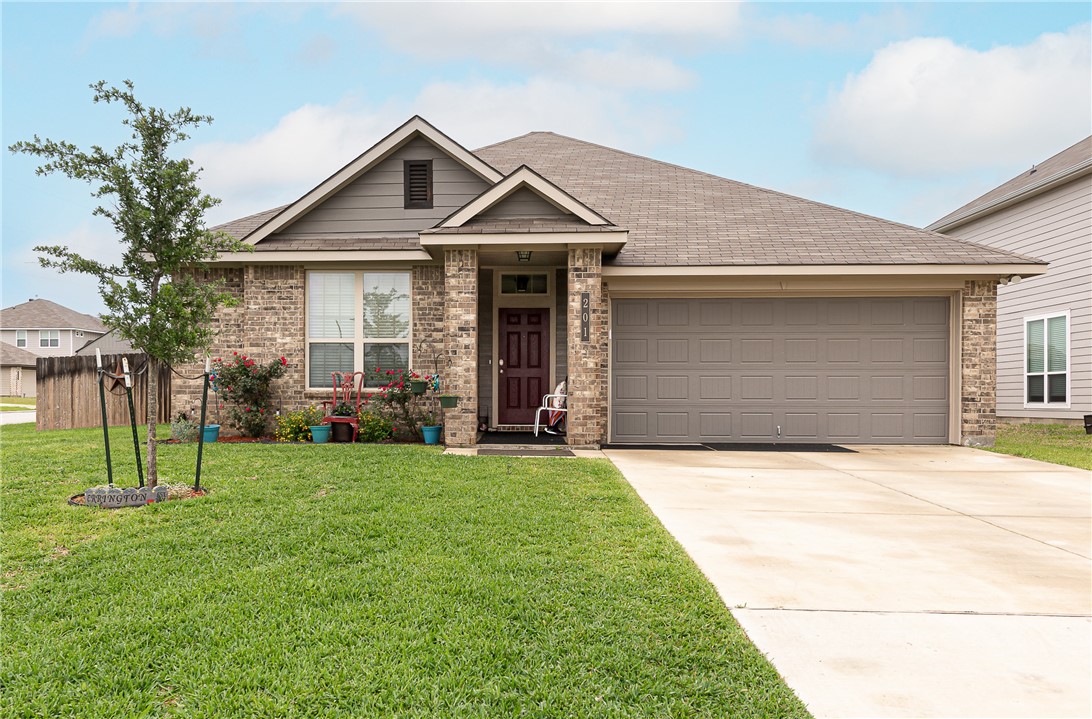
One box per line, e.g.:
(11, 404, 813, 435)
(36, 353, 171, 431)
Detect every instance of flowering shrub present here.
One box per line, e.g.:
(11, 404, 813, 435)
(210, 352, 288, 437)
(275, 405, 325, 443)
(368, 368, 436, 440)
(358, 411, 394, 443)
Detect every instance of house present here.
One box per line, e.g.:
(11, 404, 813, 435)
(0, 342, 38, 397)
(173, 116, 1046, 447)
(928, 137, 1091, 425)
(0, 299, 108, 358)
(73, 330, 135, 357)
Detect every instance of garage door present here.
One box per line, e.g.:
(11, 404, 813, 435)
(611, 297, 949, 444)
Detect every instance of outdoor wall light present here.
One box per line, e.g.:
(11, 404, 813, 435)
(516, 250, 532, 262)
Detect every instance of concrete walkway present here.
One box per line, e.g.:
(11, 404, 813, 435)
(604, 446, 1091, 718)
(0, 409, 35, 425)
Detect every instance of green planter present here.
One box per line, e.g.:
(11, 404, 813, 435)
(439, 395, 458, 409)
(410, 379, 428, 395)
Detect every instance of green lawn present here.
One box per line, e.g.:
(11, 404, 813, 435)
(985, 422, 1092, 471)
(0, 396, 35, 410)
(1, 424, 808, 718)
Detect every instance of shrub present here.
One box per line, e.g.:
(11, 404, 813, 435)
(368, 368, 435, 440)
(275, 406, 325, 443)
(170, 413, 198, 442)
(210, 352, 288, 437)
(358, 411, 394, 443)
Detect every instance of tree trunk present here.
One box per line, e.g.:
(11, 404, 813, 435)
(146, 356, 159, 488)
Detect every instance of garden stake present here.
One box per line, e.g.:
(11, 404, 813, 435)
(122, 357, 144, 488)
(194, 357, 211, 492)
(96, 349, 114, 487)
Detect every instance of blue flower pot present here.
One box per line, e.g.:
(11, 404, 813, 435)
(201, 424, 220, 443)
(421, 425, 442, 445)
(310, 425, 331, 444)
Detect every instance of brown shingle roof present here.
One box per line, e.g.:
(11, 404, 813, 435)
(929, 136, 1092, 231)
(476, 132, 1038, 266)
(252, 235, 423, 252)
(212, 205, 289, 241)
(0, 342, 39, 367)
(0, 299, 106, 332)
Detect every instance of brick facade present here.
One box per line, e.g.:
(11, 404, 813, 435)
(566, 248, 608, 447)
(960, 280, 998, 446)
(443, 250, 479, 446)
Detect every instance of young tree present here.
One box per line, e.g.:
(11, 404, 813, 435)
(9, 80, 248, 486)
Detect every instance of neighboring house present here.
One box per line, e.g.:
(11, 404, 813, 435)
(74, 330, 135, 357)
(929, 137, 1091, 424)
(0, 342, 38, 397)
(174, 117, 1046, 447)
(0, 299, 108, 358)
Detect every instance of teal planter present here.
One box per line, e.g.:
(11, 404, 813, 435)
(421, 425, 442, 445)
(310, 425, 331, 444)
(201, 424, 220, 443)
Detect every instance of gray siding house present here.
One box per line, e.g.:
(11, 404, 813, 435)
(929, 137, 1091, 423)
(0, 299, 108, 359)
(173, 117, 1047, 447)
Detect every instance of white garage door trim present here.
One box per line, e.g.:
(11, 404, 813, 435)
(609, 296, 954, 445)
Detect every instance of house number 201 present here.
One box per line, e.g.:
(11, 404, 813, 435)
(580, 292, 590, 342)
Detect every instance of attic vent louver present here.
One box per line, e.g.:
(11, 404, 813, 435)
(404, 160, 433, 209)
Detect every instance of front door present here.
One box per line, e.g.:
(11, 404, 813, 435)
(498, 307, 550, 424)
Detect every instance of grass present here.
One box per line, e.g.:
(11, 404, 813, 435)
(985, 422, 1092, 470)
(1, 424, 808, 718)
(0, 396, 35, 411)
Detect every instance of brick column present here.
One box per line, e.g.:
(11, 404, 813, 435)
(566, 248, 607, 447)
(443, 249, 478, 446)
(960, 280, 998, 447)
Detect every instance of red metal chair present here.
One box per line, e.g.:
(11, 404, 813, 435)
(322, 371, 365, 442)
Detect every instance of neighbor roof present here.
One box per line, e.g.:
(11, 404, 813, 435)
(0, 342, 38, 367)
(476, 132, 1037, 267)
(929, 136, 1092, 232)
(0, 299, 106, 332)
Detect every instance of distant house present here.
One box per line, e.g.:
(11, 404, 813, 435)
(929, 137, 1091, 424)
(0, 342, 38, 397)
(0, 299, 108, 358)
(73, 330, 134, 357)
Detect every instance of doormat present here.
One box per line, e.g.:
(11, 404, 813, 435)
(703, 443, 856, 452)
(604, 443, 856, 453)
(477, 431, 566, 446)
(477, 448, 576, 458)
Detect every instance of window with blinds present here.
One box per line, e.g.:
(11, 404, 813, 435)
(404, 160, 432, 209)
(307, 271, 411, 389)
(1025, 314, 1067, 405)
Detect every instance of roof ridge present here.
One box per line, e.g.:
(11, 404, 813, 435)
(485, 130, 974, 243)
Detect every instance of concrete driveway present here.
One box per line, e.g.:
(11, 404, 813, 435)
(604, 446, 1091, 719)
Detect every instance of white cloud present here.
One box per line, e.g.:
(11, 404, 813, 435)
(194, 78, 681, 224)
(752, 6, 915, 50)
(814, 25, 1092, 176)
(9, 221, 124, 315)
(336, 2, 736, 91)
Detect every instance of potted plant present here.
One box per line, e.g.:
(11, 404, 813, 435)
(419, 412, 442, 445)
(329, 401, 356, 443)
(439, 394, 458, 409)
(309, 423, 331, 444)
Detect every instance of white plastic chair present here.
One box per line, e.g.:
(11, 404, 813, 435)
(533, 392, 567, 436)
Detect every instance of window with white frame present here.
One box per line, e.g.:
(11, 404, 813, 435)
(1025, 313, 1068, 405)
(16, 330, 26, 348)
(307, 270, 411, 389)
(39, 330, 59, 348)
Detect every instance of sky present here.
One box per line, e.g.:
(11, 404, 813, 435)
(3, 1, 1090, 316)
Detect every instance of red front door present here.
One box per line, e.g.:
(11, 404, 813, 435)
(499, 307, 550, 425)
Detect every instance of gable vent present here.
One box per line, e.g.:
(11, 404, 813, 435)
(404, 160, 433, 209)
